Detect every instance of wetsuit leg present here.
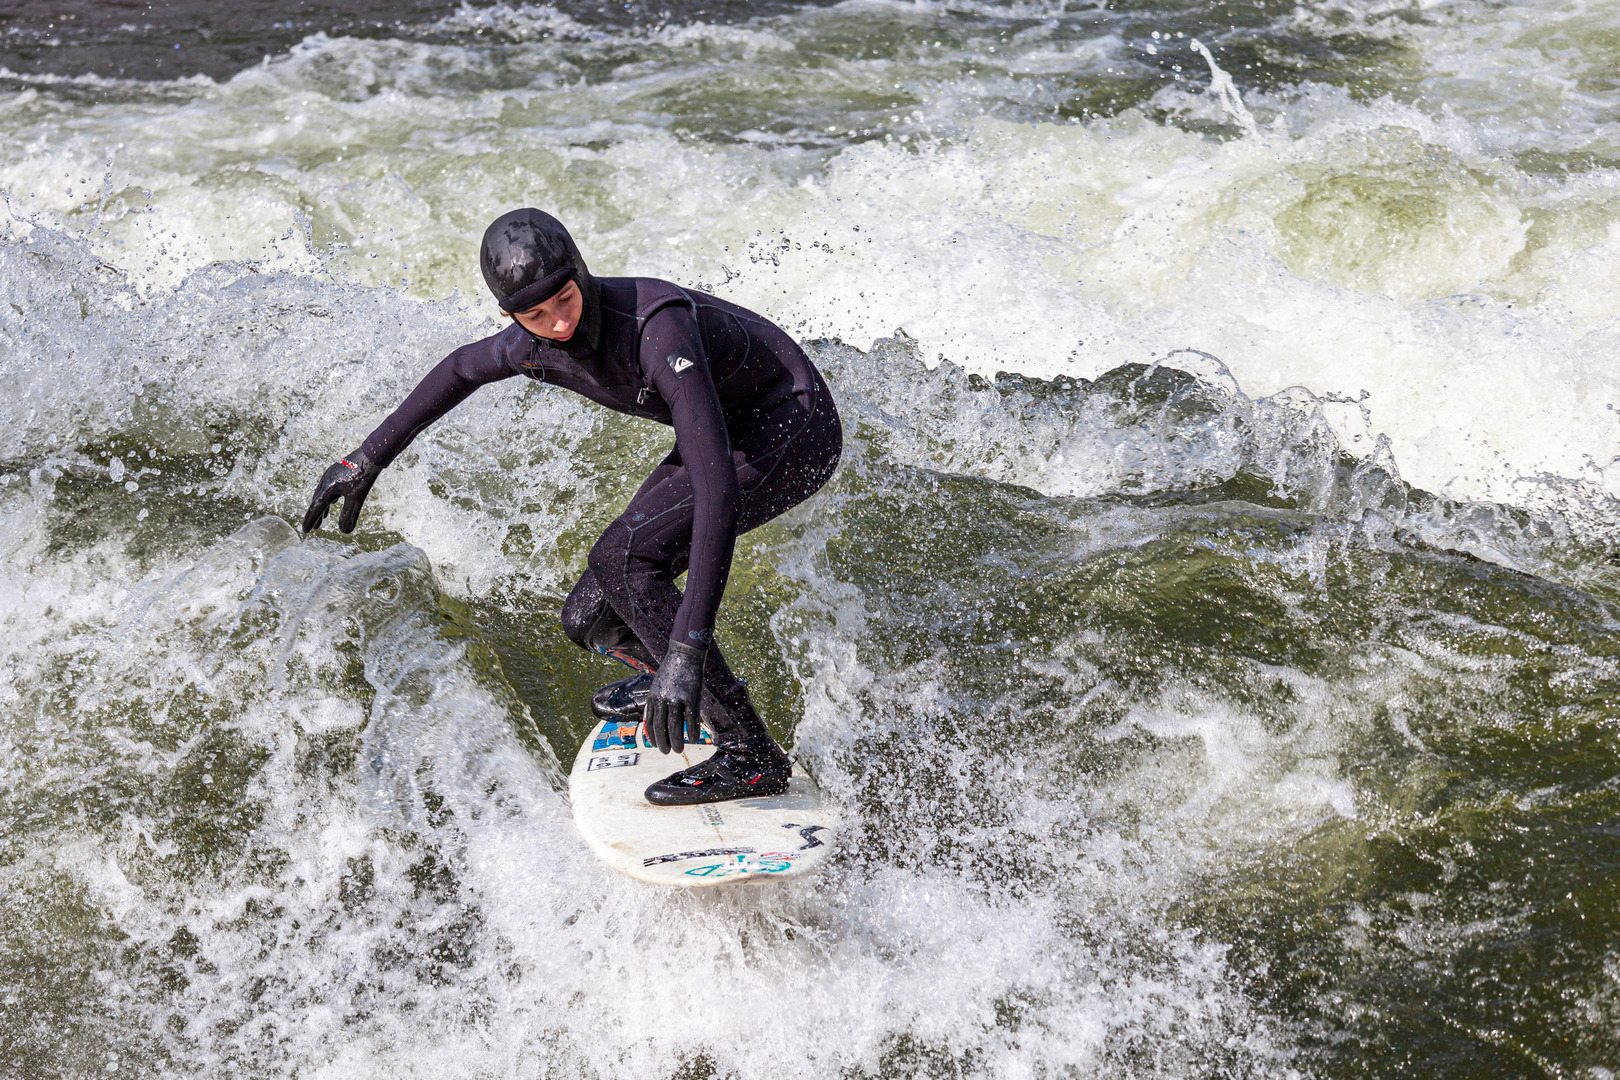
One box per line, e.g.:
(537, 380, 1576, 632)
(560, 571, 656, 671)
(559, 454, 684, 671)
(586, 382, 842, 738)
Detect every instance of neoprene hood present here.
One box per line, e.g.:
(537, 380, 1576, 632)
(479, 208, 602, 354)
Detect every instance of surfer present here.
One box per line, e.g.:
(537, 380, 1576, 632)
(301, 209, 840, 806)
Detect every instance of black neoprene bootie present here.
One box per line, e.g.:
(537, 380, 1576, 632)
(643, 733, 792, 806)
(591, 672, 655, 719)
(644, 683, 790, 805)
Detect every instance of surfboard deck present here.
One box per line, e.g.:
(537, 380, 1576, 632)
(568, 716, 835, 886)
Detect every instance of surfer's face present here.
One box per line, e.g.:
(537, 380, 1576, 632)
(510, 279, 582, 341)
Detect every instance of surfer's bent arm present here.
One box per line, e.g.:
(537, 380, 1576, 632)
(358, 330, 523, 469)
(641, 304, 740, 647)
(301, 327, 521, 534)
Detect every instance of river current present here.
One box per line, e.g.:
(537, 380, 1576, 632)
(2, 1, 1619, 1077)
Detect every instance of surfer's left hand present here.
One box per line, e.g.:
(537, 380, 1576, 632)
(644, 640, 705, 753)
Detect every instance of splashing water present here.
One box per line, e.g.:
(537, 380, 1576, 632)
(3, 2, 1620, 1078)
(1191, 40, 1259, 138)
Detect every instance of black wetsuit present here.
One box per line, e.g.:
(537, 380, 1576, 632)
(357, 277, 842, 726)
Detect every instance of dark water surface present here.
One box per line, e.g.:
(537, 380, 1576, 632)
(0, 0, 832, 81)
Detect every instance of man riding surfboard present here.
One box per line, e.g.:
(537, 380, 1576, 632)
(302, 208, 842, 806)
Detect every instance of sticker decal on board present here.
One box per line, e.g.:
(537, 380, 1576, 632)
(681, 852, 802, 877)
(781, 823, 828, 849)
(641, 726, 714, 748)
(588, 753, 640, 771)
(593, 720, 640, 752)
(643, 847, 755, 867)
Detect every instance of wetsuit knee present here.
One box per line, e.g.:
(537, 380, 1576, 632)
(561, 568, 653, 668)
(560, 569, 608, 649)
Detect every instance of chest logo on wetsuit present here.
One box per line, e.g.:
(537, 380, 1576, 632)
(667, 354, 694, 376)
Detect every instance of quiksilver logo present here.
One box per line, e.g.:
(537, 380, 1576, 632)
(669, 355, 694, 374)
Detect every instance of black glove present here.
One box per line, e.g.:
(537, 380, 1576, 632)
(644, 640, 706, 754)
(301, 449, 380, 534)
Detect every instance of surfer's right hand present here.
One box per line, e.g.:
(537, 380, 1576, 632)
(644, 640, 706, 753)
(302, 450, 380, 535)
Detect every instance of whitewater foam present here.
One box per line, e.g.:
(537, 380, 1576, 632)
(5, 3, 1620, 1075)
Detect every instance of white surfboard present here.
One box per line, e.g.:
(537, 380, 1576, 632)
(568, 716, 835, 887)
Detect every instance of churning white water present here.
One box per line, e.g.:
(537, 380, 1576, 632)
(4, 2, 1620, 1077)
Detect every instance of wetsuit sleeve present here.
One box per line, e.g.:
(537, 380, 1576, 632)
(358, 328, 522, 469)
(641, 303, 740, 646)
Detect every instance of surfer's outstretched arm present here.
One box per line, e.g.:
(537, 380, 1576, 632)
(301, 330, 522, 534)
